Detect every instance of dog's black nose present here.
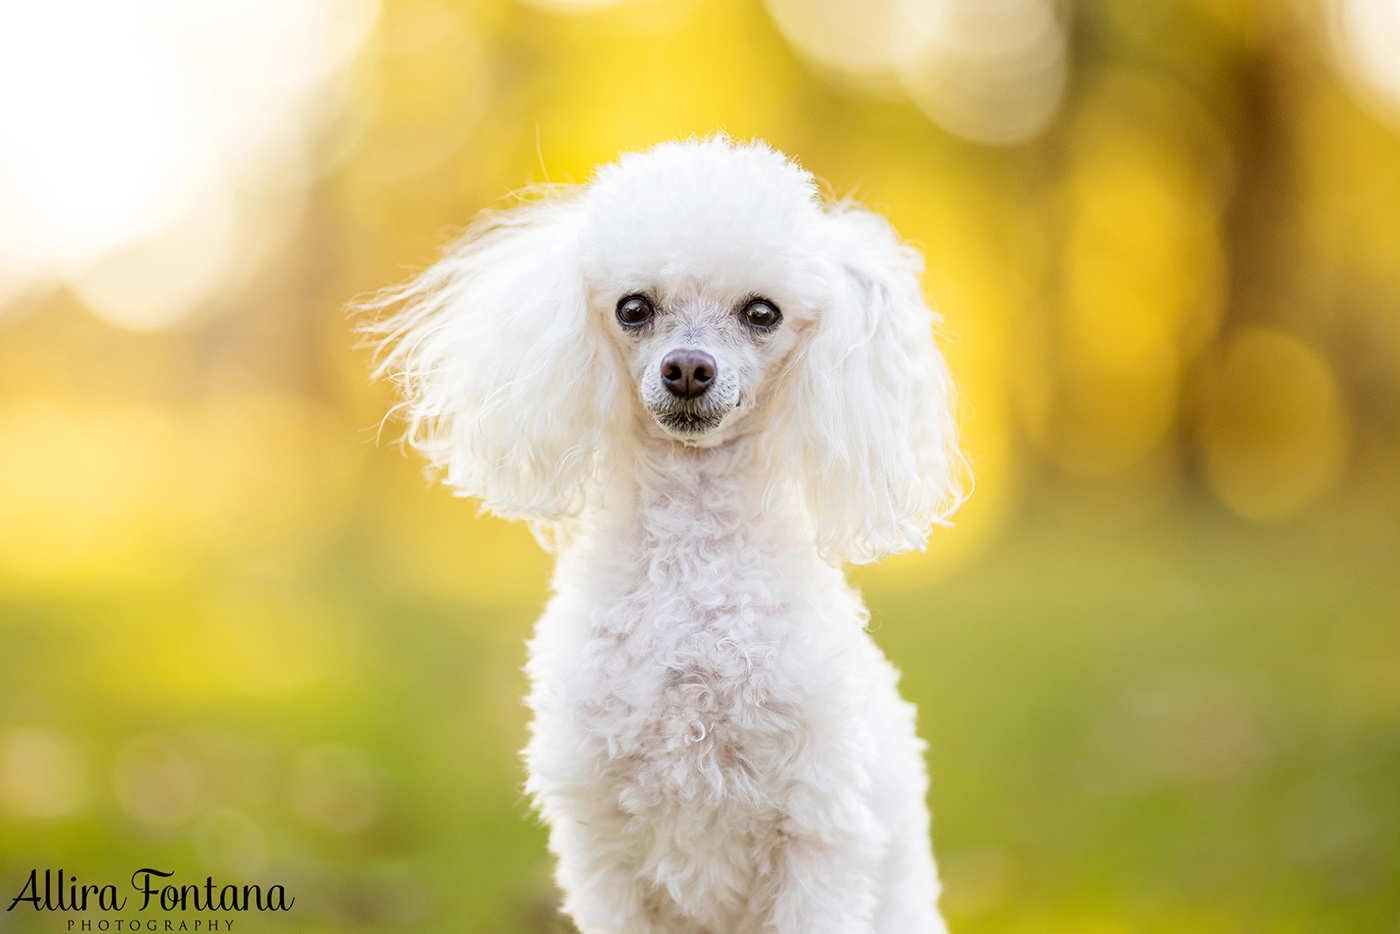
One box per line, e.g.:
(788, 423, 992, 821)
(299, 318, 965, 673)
(660, 349, 716, 399)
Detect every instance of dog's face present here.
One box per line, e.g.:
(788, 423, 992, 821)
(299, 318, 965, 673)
(577, 142, 824, 446)
(600, 285, 800, 445)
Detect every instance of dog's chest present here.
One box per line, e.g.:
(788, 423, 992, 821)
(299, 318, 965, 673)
(527, 492, 869, 929)
(572, 526, 819, 804)
(599, 591, 785, 750)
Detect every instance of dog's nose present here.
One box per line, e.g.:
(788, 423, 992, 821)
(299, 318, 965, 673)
(660, 349, 716, 399)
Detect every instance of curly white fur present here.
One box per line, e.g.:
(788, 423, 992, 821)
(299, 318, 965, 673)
(368, 136, 967, 933)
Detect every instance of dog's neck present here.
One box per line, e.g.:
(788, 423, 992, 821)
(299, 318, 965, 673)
(637, 430, 771, 498)
(589, 429, 806, 551)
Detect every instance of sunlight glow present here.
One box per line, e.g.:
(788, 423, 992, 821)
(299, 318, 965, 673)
(763, 0, 1066, 143)
(1332, 0, 1400, 119)
(0, 0, 377, 328)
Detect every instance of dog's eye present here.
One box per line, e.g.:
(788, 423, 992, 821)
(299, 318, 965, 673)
(616, 295, 654, 327)
(741, 299, 782, 330)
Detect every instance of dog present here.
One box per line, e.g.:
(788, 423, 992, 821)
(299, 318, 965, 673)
(368, 135, 965, 934)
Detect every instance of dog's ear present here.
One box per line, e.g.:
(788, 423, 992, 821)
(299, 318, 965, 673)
(788, 203, 967, 564)
(364, 195, 620, 543)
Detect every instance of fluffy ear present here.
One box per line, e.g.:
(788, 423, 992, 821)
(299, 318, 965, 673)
(363, 195, 621, 543)
(789, 203, 967, 564)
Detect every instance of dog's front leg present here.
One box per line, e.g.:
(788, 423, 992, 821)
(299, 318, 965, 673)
(756, 805, 885, 934)
(548, 807, 689, 934)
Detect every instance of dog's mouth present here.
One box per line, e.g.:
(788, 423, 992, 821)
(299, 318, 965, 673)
(646, 390, 743, 442)
(653, 409, 725, 435)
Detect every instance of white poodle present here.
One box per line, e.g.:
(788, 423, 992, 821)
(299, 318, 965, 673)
(369, 136, 966, 934)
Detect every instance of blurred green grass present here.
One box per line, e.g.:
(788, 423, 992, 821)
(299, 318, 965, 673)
(3, 493, 1396, 933)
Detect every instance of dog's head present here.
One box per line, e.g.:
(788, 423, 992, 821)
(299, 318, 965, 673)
(576, 140, 820, 449)
(367, 136, 965, 562)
